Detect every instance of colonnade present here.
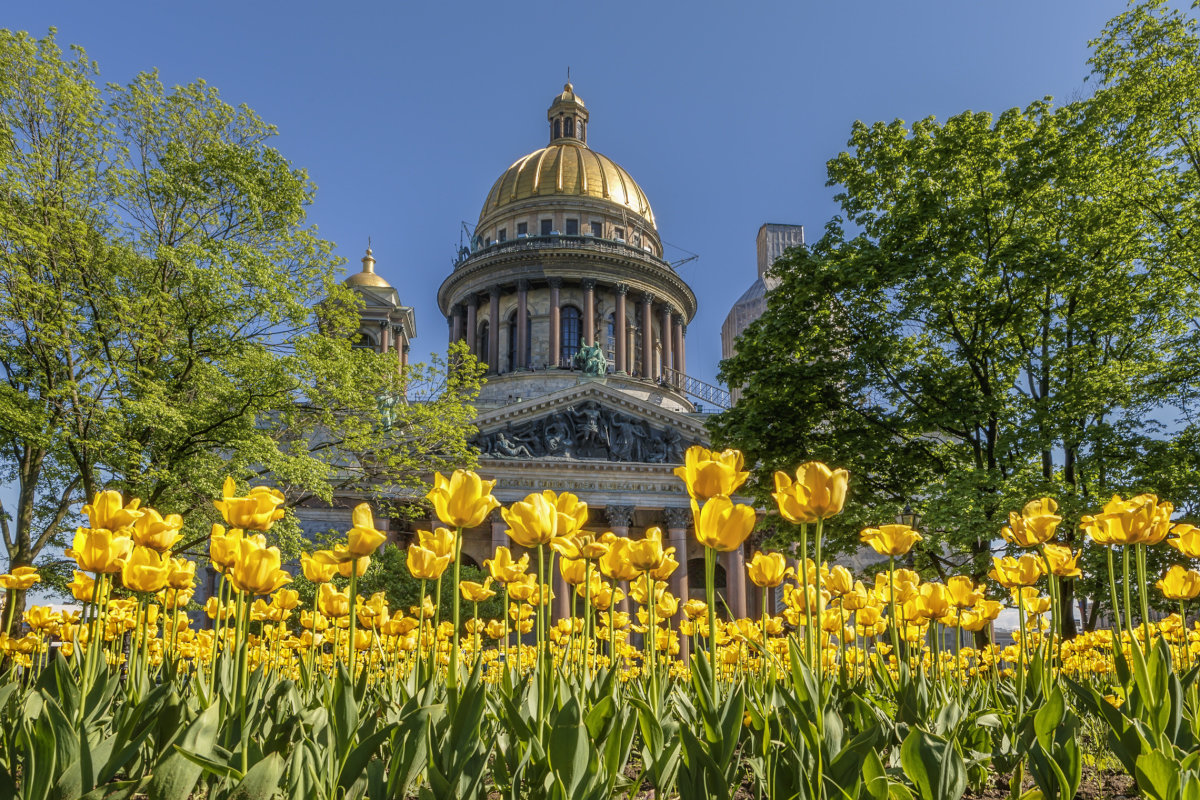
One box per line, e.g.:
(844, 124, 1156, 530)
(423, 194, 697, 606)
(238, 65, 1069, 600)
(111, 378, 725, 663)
(447, 279, 687, 382)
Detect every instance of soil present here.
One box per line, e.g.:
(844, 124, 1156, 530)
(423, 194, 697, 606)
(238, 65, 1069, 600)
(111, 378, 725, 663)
(964, 765, 1139, 799)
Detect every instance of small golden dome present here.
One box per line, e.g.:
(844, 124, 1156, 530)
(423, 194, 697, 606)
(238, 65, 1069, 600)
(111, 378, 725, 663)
(478, 140, 656, 229)
(345, 245, 393, 288)
(556, 82, 583, 107)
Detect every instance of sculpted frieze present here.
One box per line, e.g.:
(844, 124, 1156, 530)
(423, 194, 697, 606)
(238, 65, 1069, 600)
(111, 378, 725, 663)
(477, 400, 694, 464)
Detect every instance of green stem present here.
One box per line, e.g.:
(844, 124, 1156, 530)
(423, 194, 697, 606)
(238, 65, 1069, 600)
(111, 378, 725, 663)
(706, 546, 718, 699)
(348, 565, 358, 675)
(450, 526, 463, 686)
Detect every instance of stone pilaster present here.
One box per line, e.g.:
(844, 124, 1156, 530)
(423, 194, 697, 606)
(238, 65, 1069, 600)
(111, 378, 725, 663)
(516, 279, 529, 370)
(549, 277, 562, 367)
(582, 278, 596, 345)
(640, 292, 654, 379)
(614, 284, 628, 373)
(465, 298, 477, 356)
(723, 546, 748, 619)
(488, 286, 501, 373)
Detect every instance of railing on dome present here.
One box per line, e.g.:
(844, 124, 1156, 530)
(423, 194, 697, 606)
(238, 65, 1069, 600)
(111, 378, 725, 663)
(454, 234, 675, 272)
(661, 367, 731, 411)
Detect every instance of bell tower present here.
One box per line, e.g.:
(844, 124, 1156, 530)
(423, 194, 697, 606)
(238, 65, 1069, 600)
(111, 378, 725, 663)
(547, 82, 589, 145)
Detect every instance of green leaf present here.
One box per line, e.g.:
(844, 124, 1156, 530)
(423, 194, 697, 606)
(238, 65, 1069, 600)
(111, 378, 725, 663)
(899, 729, 967, 800)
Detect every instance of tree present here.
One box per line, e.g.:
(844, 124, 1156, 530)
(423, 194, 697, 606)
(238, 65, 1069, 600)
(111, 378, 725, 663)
(0, 29, 483, 627)
(713, 91, 1199, 636)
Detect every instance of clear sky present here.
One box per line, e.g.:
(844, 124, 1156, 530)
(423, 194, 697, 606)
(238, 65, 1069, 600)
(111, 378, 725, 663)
(5, 1, 1134, 387)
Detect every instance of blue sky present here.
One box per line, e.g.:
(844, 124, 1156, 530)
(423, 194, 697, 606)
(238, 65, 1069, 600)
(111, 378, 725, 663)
(6, 1, 1133, 385)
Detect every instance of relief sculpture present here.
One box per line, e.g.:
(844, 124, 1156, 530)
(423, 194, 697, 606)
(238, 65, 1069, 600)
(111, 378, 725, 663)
(476, 400, 694, 463)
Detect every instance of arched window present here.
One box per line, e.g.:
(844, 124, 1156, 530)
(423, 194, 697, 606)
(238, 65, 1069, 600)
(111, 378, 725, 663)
(507, 310, 531, 370)
(478, 321, 490, 367)
(353, 331, 377, 351)
(553, 119, 561, 139)
(687, 558, 728, 605)
(561, 305, 582, 364)
(605, 313, 615, 363)
(564, 117, 574, 137)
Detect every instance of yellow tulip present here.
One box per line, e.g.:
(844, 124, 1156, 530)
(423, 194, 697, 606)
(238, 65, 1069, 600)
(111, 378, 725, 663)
(418, 527, 457, 559)
(1135, 494, 1174, 545)
(650, 551, 679, 582)
(272, 588, 301, 611)
(989, 554, 1044, 588)
(460, 577, 497, 602)
(1042, 544, 1082, 578)
(167, 557, 197, 590)
(1157, 565, 1200, 601)
(559, 557, 588, 585)
(656, 591, 680, 618)
(301, 552, 338, 584)
(773, 462, 849, 522)
(319, 583, 351, 618)
(427, 470, 500, 529)
(917, 583, 952, 620)
(1082, 494, 1168, 546)
(946, 576, 981, 609)
(213, 477, 286, 532)
(1001, 498, 1061, 548)
(229, 538, 291, 595)
(502, 492, 565, 548)
(0, 566, 40, 591)
(627, 527, 672, 573)
(131, 508, 184, 553)
(484, 546, 528, 584)
(82, 490, 143, 532)
(507, 573, 539, 602)
(673, 445, 749, 501)
(692, 495, 757, 552)
(550, 531, 608, 561)
(747, 551, 791, 588)
(68, 527, 134, 574)
(543, 490, 588, 538)
(859, 524, 921, 557)
(121, 546, 171, 593)
(590, 580, 624, 612)
(67, 571, 106, 603)
(683, 599, 708, 619)
(1167, 524, 1200, 558)
(347, 503, 388, 557)
(823, 564, 854, 596)
(312, 545, 371, 578)
(598, 535, 640, 581)
(407, 544, 451, 580)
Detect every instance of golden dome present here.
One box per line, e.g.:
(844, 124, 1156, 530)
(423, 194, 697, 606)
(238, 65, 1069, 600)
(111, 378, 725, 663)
(345, 245, 393, 288)
(478, 140, 656, 229)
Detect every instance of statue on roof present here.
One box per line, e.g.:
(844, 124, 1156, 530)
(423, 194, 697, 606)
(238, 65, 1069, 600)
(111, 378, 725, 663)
(573, 339, 607, 377)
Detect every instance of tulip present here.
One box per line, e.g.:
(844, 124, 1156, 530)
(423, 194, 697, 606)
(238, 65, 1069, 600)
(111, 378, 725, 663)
(121, 546, 171, 593)
(859, 524, 921, 557)
(550, 531, 608, 561)
(693, 495, 756, 552)
(460, 578, 497, 602)
(68, 527, 134, 574)
(598, 536, 640, 582)
(989, 555, 1044, 588)
(747, 551, 790, 588)
(301, 552, 338, 584)
(502, 491, 583, 549)
(0, 566, 40, 591)
(628, 527, 672, 573)
(418, 527, 457, 559)
(407, 544, 451, 581)
(347, 503, 388, 557)
(1157, 565, 1200, 601)
(1167, 524, 1200, 558)
(946, 576, 981, 609)
(674, 445, 749, 501)
(427, 470, 500, 529)
(650, 551, 679, 582)
(559, 557, 588, 586)
(82, 490, 143, 532)
(131, 508, 184, 553)
(319, 583, 351, 618)
(229, 538, 291, 595)
(167, 558, 197, 590)
(1042, 544, 1082, 578)
(67, 571, 105, 603)
(213, 477, 286, 532)
(1001, 498, 1061, 548)
(773, 462, 849, 522)
(484, 546, 529, 584)
(823, 564, 854, 596)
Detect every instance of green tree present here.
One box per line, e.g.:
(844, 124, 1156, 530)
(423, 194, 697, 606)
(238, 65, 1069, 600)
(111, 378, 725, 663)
(0, 29, 483, 628)
(714, 93, 1197, 636)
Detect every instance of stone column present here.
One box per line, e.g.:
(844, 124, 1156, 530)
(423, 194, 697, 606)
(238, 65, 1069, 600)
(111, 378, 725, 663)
(673, 314, 685, 387)
(488, 287, 501, 373)
(660, 304, 673, 379)
(378, 320, 390, 354)
(549, 278, 561, 367)
(614, 284, 628, 373)
(723, 546, 748, 619)
(465, 299, 477, 356)
(446, 314, 455, 346)
(626, 323, 637, 375)
(582, 279, 596, 345)
(490, 509, 507, 554)
(663, 507, 690, 602)
(516, 279, 528, 370)
(640, 292, 654, 379)
(401, 343, 410, 369)
(678, 322, 687, 379)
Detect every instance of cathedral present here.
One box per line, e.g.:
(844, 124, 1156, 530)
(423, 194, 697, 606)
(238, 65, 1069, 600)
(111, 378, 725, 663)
(336, 84, 755, 618)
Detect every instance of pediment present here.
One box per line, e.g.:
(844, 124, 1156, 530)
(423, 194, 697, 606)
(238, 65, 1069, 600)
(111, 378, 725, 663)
(473, 380, 708, 465)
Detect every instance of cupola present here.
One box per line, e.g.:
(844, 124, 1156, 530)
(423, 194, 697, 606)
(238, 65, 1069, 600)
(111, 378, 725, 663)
(548, 82, 588, 145)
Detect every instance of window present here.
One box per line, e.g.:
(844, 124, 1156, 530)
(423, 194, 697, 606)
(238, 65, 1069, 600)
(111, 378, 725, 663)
(553, 119, 561, 139)
(565, 218, 579, 236)
(605, 313, 615, 361)
(614, 227, 624, 241)
(497, 228, 507, 243)
(590, 221, 603, 237)
(540, 219, 553, 236)
(517, 222, 528, 236)
(353, 332, 377, 351)
(507, 310, 531, 370)
(561, 305, 582, 363)
(478, 321, 490, 366)
(564, 117, 574, 137)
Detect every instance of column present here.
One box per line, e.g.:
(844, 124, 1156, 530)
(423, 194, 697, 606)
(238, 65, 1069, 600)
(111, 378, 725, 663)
(677, 322, 687, 378)
(640, 292, 654, 379)
(516, 279, 528, 370)
(488, 287, 501, 373)
(673, 315, 685, 387)
(549, 278, 561, 367)
(582, 279, 596, 345)
(554, 566, 569, 621)
(490, 510, 507, 554)
(614, 284, 628, 373)
(723, 546, 748, 619)
(378, 320, 390, 354)
(401, 343, 410, 369)
(465, 299, 477, 357)
(446, 315, 454, 346)
(660, 304, 673, 380)
(664, 507, 691, 662)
